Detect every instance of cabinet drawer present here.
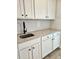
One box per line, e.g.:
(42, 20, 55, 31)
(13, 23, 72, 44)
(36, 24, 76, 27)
(30, 37, 41, 45)
(18, 41, 31, 50)
(18, 37, 41, 50)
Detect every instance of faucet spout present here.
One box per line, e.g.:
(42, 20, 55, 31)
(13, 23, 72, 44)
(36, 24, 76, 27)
(23, 21, 27, 34)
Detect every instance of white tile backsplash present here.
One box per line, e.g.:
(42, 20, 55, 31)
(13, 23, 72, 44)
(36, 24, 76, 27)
(17, 20, 51, 34)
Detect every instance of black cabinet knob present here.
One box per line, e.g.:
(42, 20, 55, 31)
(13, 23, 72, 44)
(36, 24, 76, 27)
(28, 49, 31, 51)
(45, 16, 49, 18)
(52, 38, 54, 40)
(25, 15, 28, 16)
(32, 47, 35, 49)
(22, 14, 24, 16)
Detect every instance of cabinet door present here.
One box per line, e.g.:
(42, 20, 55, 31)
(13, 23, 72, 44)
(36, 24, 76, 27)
(35, 0, 48, 19)
(17, 50, 19, 59)
(53, 32, 60, 50)
(24, 0, 34, 19)
(19, 47, 32, 59)
(17, 0, 25, 19)
(42, 37, 52, 58)
(48, 0, 56, 19)
(56, 0, 61, 19)
(17, 0, 22, 19)
(32, 43, 41, 59)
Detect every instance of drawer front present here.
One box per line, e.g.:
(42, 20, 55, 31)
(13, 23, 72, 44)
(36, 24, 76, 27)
(18, 37, 41, 50)
(18, 41, 31, 50)
(30, 37, 41, 45)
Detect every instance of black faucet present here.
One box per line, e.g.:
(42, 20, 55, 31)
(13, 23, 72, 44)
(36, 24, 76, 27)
(23, 21, 27, 34)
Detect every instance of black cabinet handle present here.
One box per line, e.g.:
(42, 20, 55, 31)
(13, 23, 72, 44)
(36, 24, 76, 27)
(32, 47, 35, 49)
(45, 16, 49, 18)
(28, 49, 31, 51)
(22, 14, 24, 16)
(25, 14, 28, 16)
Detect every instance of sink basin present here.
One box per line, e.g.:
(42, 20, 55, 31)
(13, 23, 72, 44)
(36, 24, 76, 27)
(19, 33, 34, 39)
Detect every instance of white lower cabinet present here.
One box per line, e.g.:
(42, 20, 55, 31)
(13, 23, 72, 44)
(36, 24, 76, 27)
(19, 47, 32, 59)
(18, 38, 42, 59)
(42, 34, 53, 58)
(17, 49, 19, 59)
(52, 32, 60, 50)
(42, 32, 60, 58)
(32, 43, 41, 59)
(18, 32, 61, 59)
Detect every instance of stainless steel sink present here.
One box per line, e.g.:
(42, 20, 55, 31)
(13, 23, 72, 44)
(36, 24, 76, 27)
(19, 33, 34, 39)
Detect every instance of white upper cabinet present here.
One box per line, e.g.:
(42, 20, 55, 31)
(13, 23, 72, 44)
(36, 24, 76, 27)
(17, 0, 25, 19)
(17, 0, 34, 19)
(17, 0, 56, 20)
(48, 0, 56, 19)
(35, 0, 48, 19)
(35, 0, 56, 20)
(24, 0, 34, 19)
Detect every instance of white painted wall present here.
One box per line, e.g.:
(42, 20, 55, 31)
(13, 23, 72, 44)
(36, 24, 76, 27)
(17, 20, 51, 34)
(51, 0, 61, 30)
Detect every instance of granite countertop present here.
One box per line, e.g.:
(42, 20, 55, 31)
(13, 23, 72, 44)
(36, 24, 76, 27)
(17, 28, 60, 44)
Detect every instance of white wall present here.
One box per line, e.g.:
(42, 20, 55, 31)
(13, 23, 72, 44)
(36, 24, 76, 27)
(17, 20, 51, 34)
(51, 0, 61, 30)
